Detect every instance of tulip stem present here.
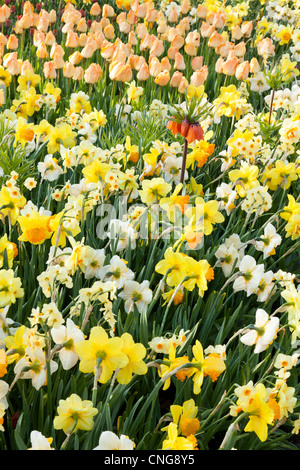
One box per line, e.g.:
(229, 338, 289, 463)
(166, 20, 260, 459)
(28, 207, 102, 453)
(179, 138, 188, 193)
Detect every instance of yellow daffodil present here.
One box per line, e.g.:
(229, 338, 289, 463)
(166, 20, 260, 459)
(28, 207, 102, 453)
(139, 178, 172, 205)
(162, 423, 195, 450)
(155, 247, 189, 287)
(116, 332, 148, 384)
(18, 211, 53, 245)
(243, 383, 275, 442)
(162, 399, 200, 437)
(0, 234, 18, 268)
(4, 325, 27, 363)
(53, 394, 98, 434)
(75, 326, 129, 384)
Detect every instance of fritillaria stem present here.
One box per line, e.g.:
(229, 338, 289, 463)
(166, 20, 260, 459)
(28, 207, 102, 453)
(268, 88, 275, 124)
(179, 138, 188, 194)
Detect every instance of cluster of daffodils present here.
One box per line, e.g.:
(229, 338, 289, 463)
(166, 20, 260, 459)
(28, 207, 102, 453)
(0, 0, 300, 452)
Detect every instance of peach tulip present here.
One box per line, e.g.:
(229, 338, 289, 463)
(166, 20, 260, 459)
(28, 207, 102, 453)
(43, 61, 57, 79)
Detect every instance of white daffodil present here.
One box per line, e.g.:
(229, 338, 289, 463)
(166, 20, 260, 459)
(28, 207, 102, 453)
(84, 247, 106, 280)
(119, 280, 153, 313)
(28, 431, 55, 450)
(37, 154, 64, 182)
(255, 223, 282, 259)
(51, 318, 85, 370)
(255, 270, 275, 302)
(107, 219, 137, 252)
(249, 72, 270, 93)
(215, 243, 240, 278)
(0, 306, 16, 347)
(93, 431, 135, 450)
(240, 308, 280, 354)
(0, 379, 9, 409)
(14, 347, 58, 391)
(216, 182, 237, 216)
(97, 255, 134, 289)
(233, 255, 264, 297)
(163, 155, 187, 184)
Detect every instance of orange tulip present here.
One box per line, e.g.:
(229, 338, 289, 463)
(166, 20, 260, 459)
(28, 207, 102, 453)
(178, 76, 189, 94)
(37, 16, 49, 33)
(53, 53, 65, 70)
(170, 71, 183, 88)
(7, 35, 18, 50)
(136, 4, 148, 19)
(0, 33, 7, 47)
(136, 23, 148, 39)
(23, 1, 34, 15)
(231, 25, 243, 40)
(90, 2, 101, 16)
(161, 56, 171, 72)
(190, 66, 208, 86)
(171, 34, 185, 50)
(69, 51, 83, 66)
(208, 31, 224, 48)
(168, 8, 178, 23)
(127, 10, 137, 25)
(94, 31, 105, 48)
(78, 34, 88, 47)
(50, 43, 64, 59)
(191, 56, 203, 71)
(84, 63, 103, 84)
(103, 4, 116, 18)
(250, 57, 260, 74)
(241, 21, 253, 37)
(19, 14, 34, 30)
(21, 60, 34, 74)
(128, 31, 138, 46)
(180, 0, 191, 14)
(63, 62, 75, 79)
(235, 60, 250, 80)
(66, 31, 79, 49)
(99, 17, 110, 30)
(149, 56, 162, 77)
(43, 61, 57, 79)
(146, 8, 158, 23)
(101, 42, 116, 60)
(49, 9, 57, 24)
(217, 41, 233, 58)
(81, 37, 98, 59)
(222, 56, 239, 76)
(6, 58, 21, 76)
(215, 57, 224, 73)
(36, 42, 49, 60)
(110, 61, 132, 82)
(157, 21, 168, 34)
(200, 22, 215, 38)
(72, 66, 84, 81)
(234, 41, 246, 57)
(119, 21, 131, 34)
(197, 4, 208, 18)
(136, 62, 149, 81)
(212, 12, 227, 29)
(257, 37, 275, 57)
(150, 38, 164, 57)
(167, 46, 179, 61)
(174, 52, 185, 71)
(1, 4, 10, 21)
(45, 31, 56, 47)
(104, 24, 115, 40)
(154, 70, 170, 86)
